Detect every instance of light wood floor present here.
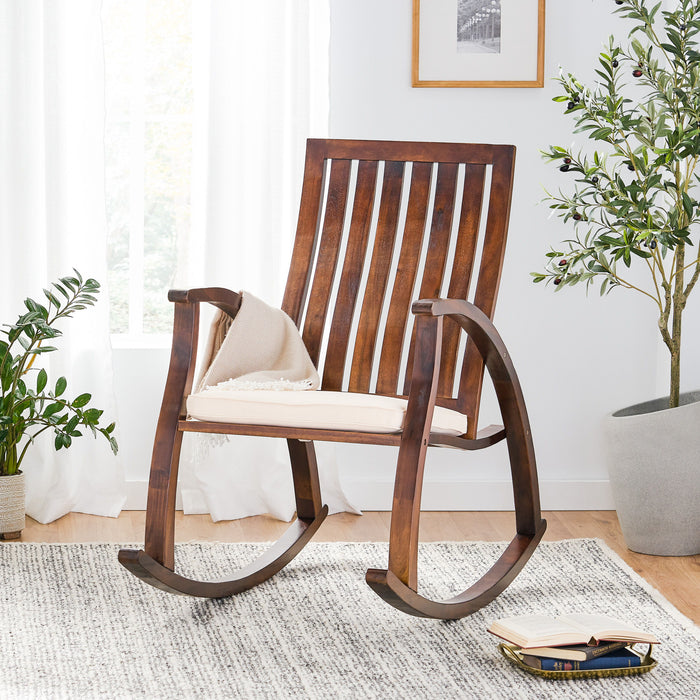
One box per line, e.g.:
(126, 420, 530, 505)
(17, 510, 700, 624)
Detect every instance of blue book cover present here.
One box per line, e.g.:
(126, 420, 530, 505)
(523, 647, 642, 671)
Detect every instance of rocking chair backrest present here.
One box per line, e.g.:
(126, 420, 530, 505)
(282, 139, 516, 438)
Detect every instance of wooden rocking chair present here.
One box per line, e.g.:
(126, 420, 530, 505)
(118, 139, 547, 619)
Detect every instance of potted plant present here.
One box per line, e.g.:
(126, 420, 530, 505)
(535, 0, 700, 555)
(0, 270, 118, 539)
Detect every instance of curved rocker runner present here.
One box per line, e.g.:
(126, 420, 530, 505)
(118, 139, 546, 619)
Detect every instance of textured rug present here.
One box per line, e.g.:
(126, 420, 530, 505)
(0, 540, 698, 699)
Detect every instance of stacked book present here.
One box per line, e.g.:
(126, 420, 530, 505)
(488, 613, 658, 672)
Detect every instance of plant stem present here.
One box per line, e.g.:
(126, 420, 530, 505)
(670, 243, 685, 408)
(0, 438, 18, 477)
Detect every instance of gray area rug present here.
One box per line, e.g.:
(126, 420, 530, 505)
(0, 539, 698, 699)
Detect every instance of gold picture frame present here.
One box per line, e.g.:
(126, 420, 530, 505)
(412, 0, 546, 88)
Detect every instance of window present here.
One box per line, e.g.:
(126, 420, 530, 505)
(103, 0, 193, 337)
(102, 1, 329, 339)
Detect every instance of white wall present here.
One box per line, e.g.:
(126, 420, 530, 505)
(326, 0, 700, 510)
(116, 0, 700, 512)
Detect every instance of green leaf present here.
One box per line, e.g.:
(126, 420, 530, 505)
(36, 368, 47, 393)
(43, 288, 61, 309)
(52, 282, 70, 301)
(55, 376, 67, 397)
(72, 393, 91, 408)
(54, 433, 71, 450)
(29, 346, 58, 355)
(43, 402, 63, 418)
(682, 191, 695, 218)
(83, 408, 103, 424)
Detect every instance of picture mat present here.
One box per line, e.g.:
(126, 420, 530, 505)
(418, 0, 540, 83)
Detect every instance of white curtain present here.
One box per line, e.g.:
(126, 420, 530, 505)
(0, 1, 125, 522)
(179, 0, 359, 520)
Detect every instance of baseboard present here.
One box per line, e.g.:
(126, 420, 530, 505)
(341, 479, 615, 511)
(124, 478, 615, 511)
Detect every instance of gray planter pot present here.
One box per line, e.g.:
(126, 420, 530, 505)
(604, 391, 700, 556)
(0, 471, 25, 540)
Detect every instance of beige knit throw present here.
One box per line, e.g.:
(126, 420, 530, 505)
(196, 291, 320, 393)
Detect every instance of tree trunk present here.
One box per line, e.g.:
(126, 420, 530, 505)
(670, 244, 685, 409)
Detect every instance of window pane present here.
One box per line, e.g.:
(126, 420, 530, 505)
(143, 120, 191, 333)
(103, 0, 192, 336)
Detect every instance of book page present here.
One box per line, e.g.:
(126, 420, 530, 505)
(489, 615, 585, 646)
(560, 614, 653, 641)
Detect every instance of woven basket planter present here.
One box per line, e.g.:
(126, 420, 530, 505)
(0, 471, 25, 540)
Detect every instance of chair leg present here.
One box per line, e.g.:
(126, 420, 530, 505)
(366, 399, 546, 619)
(288, 438, 324, 521)
(118, 437, 327, 598)
(366, 303, 547, 619)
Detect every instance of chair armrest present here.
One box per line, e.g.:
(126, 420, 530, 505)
(411, 297, 540, 535)
(411, 297, 511, 373)
(168, 287, 242, 320)
(411, 295, 532, 444)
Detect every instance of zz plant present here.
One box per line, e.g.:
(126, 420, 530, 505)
(536, 0, 700, 408)
(0, 270, 118, 477)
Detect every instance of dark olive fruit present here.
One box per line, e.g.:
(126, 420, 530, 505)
(559, 259, 567, 266)
(564, 157, 572, 164)
(591, 176, 599, 183)
(560, 164, 570, 172)
(649, 240, 657, 249)
(612, 59, 619, 68)
(632, 69, 643, 77)
(554, 278, 562, 285)
(567, 101, 575, 109)
(627, 163, 635, 170)
(573, 213, 582, 220)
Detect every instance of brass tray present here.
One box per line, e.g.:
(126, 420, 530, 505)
(498, 643, 657, 680)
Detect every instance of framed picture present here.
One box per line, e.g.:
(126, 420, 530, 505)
(412, 0, 546, 88)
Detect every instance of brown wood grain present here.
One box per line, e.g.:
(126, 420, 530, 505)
(300, 158, 351, 366)
(402, 162, 458, 396)
(438, 164, 485, 399)
(322, 160, 378, 390)
(349, 160, 405, 393)
(376, 161, 432, 395)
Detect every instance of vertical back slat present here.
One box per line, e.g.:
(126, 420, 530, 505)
(437, 163, 486, 398)
(282, 140, 327, 325)
(472, 151, 514, 317)
(375, 161, 432, 395)
(459, 148, 515, 431)
(300, 158, 352, 366)
(322, 160, 379, 390)
(348, 160, 405, 393)
(402, 162, 459, 396)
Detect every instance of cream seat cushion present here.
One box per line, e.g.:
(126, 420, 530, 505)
(186, 389, 468, 436)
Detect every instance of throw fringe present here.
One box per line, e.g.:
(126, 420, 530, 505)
(205, 377, 316, 392)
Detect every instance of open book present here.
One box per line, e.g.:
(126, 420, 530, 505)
(488, 613, 658, 649)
